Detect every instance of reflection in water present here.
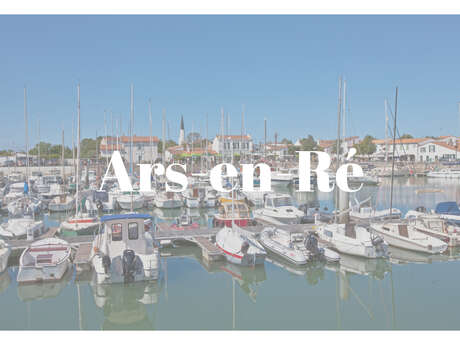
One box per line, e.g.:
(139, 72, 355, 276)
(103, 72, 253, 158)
(2, 178, 460, 329)
(91, 281, 161, 330)
(17, 268, 73, 302)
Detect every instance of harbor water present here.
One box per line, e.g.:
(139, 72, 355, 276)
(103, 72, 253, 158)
(2, 177, 460, 330)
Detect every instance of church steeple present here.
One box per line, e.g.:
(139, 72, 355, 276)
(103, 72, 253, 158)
(178, 115, 185, 145)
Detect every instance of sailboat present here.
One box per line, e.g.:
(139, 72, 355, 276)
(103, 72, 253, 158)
(369, 88, 447, 254)
(60, 85, 99, 236)
(317, 77, 388, 259)
(215, 179, 266, 266)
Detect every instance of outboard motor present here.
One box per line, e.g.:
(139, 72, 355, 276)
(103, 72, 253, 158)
(371, 234, 386, 254)
(305, 233, 322, 258)
(102, 255, 111, 274)
(241, 241, 250, 255)
(122, 249, 137, 283)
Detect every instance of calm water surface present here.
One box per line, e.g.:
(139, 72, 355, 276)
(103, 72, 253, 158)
(2, 177, 460, 330)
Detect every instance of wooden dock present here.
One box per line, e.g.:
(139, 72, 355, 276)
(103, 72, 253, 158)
(193, 237, 224, 262)
(73, 242, 93, 271)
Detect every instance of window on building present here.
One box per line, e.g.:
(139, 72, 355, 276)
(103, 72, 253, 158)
(128, 222, 139, 240)
(111, 223, 123, 241)
(420, 147, 426, 153)
(429, 145, 435, 153)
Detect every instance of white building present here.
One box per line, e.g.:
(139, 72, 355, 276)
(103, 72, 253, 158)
(100, 135, 160, 163)
(212, 135, 253, 159)
(265, 143, 289, 159)
(372, 136, 460, 162)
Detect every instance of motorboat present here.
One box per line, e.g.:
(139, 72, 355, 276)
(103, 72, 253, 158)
(48, 194, 75, 212)
(215, 225, 266, 266)
(201, 186, 217, 208)
(92, 190, 117, 212)
(212, 200, 253, 228)
(91, 214, 160, 284)
(17, 238, 71, 283)
(271, 168, 296, 185)
(0, 217, 47, 240)
(168, 213, 200, 231)
(0, 239, 11, 273)
(154, 190, 183, 209)
(259, 227, 339, 264)
(182, 187, 200, 208)
(240, 188, 268, 207)
(7, 196, 43, 217)
(316, 222, 389, 258)
(253, 193, 305, 225)
(116, 192, 145, 210)
(427, 169, 460, 178)
(405, 215, 460, 247)
(433, 202, 460, 225)
(370, 221, 448, 254)
(349, 197, 401, 222)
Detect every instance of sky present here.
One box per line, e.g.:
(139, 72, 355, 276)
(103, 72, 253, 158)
(1, 15, 460, 150)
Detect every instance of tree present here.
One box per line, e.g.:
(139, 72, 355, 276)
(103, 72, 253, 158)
(355, 135, 376, 156)
(400, 133, 413, 139)
(281, 138, 292, 145)
(158, 140, 178, 153)
(300, 135, 318, 151)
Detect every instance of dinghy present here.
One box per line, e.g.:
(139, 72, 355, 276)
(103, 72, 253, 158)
(0, 217, 46, 240)
(259, 227, 339, 264)
(17, 238, 71, 283)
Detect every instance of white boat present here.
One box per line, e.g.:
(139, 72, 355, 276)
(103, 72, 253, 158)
(0, 218, 46, 240)
(182, 187, 200, 208)
(427, 169, 460, 178)
(259, 227, 339, 264)
(201, 187, 217, 208)
(271, 168, 295, 185)
(48, 194, 75, 212)
(116, 193, 145, 210)
(349, 197, 401, 222)
(215, 225, 266, 266)
(60, 214, 100, 236)
(316, 222, 389, 258)
(370, 222, 448, 254)
(7, 196, 42, 217)
(405, 215, 460, 247)
(241, 188, 268, 207)
(91, 213, 160, 284)
(0, 239, 11, 273)
(93, 190, 117, 212)
(154, 191, 183, 209)
(17, 238, 71, 283)
(253, 193, 305, 225)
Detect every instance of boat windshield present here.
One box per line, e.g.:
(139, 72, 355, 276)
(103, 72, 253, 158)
(272, 197, 293, 207)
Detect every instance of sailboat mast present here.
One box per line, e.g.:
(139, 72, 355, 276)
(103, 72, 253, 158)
(61, 129, 65, 181)
(149, 99, 153, 165)
(389, 87, 398, 216)
(38, 118, 41, 173)
(162, 108, 166, 164)
(334, 76, 342, 224)
(130, 84, 134, 175)
(385, 99, 389, 162)
(76, 84, 81, 216)
(24, 86, 29, 184)
(205, 113, 208, 171)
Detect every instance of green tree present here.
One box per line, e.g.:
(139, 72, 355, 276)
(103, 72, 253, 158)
(400, 133, 413, 139)
(300, 135, 318, 151)
(355, 135, 376, 156)
(158, 140, 178, 153)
